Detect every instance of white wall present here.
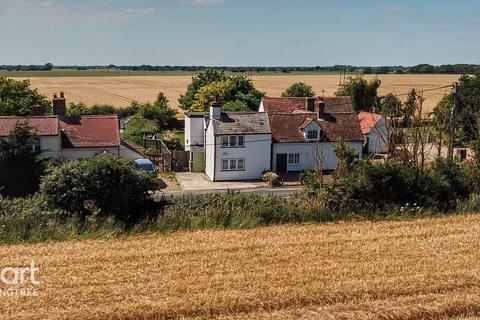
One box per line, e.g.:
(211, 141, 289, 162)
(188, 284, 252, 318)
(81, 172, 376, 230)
(39, 135, 61, 159)
(185, 116, 205, 151)
(258, 101, 265, 112)
(272, 142, 362, 171)
(205, 122, 215, 180)
(368, 117, 390, 154)
(212, 133, 272, 181)
(61, 147, 120, 161)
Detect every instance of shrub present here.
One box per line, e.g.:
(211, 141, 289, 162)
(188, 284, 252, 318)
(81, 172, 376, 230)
(299, 170, 322, 190)
(40, 154, 161, 225)
(163, 130, 181, 150)
(262, 172, 280, 187)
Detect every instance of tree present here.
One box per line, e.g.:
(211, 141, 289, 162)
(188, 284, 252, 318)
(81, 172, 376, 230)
(121, 115, 158, 145)
(179, 69, 226, 110)
(456, 73, 480, 141)
(0, 77, 51, 116)
(431, 94, 454, 156)
(335, 75, 381, 112)
(182, 70, 265, 112)
(281, 82, 316, 97)
(40, 154, 160, 225)
(378, 93, 403, 117)
(139, 92, 177, 130)
(0, 122, 46, 197)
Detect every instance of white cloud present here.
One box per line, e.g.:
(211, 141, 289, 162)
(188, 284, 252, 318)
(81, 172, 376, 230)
(4, 0, 156, 23)
(384, 5, 405, 12)
(190, 0, 225, 5)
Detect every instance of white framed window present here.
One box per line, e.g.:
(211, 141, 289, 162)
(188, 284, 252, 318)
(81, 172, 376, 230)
(222, 136, 229, 147)
(306, 130, 318, 140)
(288, 153, 300, 165)
(221, 135, 245, 148)
(221, 158, 245, 171)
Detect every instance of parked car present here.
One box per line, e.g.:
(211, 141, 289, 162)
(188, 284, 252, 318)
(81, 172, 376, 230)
(133, 159, 156, 174)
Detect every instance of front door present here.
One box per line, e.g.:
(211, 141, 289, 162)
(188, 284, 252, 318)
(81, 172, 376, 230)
(276, 154, 288, 173)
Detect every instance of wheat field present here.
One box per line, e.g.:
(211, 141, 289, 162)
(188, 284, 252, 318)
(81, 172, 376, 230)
(13, 74, 459, 113)
(2, 214, 480, 320)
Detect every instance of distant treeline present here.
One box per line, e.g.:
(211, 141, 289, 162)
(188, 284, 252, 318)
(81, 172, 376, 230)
(1, 63, 480, 74)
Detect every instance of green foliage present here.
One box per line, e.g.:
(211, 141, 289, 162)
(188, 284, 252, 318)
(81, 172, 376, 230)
(378, 93, 403, 116)
(0, 122, 46, 197)
(333, 141, 357, 175)
(121, 115, 158, 146)
(66, 102, 139, 118)
(139, 92, 177, 130)
(222, 100, 251, 111)
(40, 154, 160, 225)
(191, 80, 233, 112)
(336, 75, 381, 112)
(183, 69, 264, 112)
(0, 77, 51, 116)
(162, 130, 181, 150)
(299, 170, 322, 190)
(179, 68, 227, 110)
(456, 73, 480, 141)
(281, 82, 316, 97)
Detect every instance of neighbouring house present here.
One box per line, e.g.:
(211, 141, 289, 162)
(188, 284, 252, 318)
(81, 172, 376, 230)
(0, 93, 145, 161)
(263, 97, 364, 172)
(204, 100, 271, 181)
(358, 111, 391, 154)
(184, 96, 364, 180)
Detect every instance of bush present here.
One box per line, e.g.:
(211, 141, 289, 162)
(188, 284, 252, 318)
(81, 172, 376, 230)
(262, 172, 280, 187)
(40, 154, 161, 225)
(299, 170, 322, 190)
(163, 130, 181, 150)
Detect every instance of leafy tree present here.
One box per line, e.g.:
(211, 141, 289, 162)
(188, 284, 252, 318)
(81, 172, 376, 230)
(66, 102, 90, 116)
(0, 122, 46, 197)
(431, 94, 454, 152)
(139, 92, 177, 129)
(403, 89, 423, 125)
(378, 93, 403, 117)
(40, 154, 160, 225)
(335, 75, 381, 112)
(0, 77, 51, 116)
(190, 80, 234, 112)
(456, 73, 480, 141)
(222, 100, 251, 111)
(179, 69, 226, 109)
(281, 82, 316, 97)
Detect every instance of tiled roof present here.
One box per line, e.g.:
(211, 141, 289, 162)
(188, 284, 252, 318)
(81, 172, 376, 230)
(262, 96, 355, 114)
(268, 113, 363, 143)
(358, 111, 383, 135)
(0, 116, 59, 137)
(60, 115, 120, 148)
(213, 112, 271, 135)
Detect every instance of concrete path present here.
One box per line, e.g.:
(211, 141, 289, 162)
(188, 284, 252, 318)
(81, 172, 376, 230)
(175, 172, 268, 191)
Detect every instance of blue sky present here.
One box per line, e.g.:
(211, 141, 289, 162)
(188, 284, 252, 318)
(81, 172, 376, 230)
(0, 0, 479, 66)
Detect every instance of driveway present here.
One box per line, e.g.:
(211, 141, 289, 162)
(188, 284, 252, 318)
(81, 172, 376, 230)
(175, 172, 268, 191)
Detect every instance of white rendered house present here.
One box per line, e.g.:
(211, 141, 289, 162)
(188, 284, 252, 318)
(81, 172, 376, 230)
(358, 112, 391, 154)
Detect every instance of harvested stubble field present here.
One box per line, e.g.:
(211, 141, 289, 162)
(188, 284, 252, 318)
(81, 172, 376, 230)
(12, 74, 459, 113)
(2, 214, 480, 320)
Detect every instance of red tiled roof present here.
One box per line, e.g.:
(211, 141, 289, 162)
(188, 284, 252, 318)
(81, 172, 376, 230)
(262, 96, 355, 114)
(358, 111, 383, 135)
(0, 116, 59, 137)
(268, 113, 363, 143)
(60, 115, 120, 148)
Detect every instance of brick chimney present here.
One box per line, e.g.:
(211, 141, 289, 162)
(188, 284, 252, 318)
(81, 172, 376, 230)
(210, 95, 221, 120)
(317, 100, 326, 119)
(53, 92, 66, 116)
(306, 97, 315, 112)
(32, 104, 46, 116)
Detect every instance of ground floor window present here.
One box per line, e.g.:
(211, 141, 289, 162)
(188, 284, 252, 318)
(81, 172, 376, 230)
(221, 158, 245, 171)
(288, 153, 300, 165)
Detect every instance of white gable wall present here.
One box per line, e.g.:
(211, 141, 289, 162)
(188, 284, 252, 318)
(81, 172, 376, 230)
(184, 116, 205, 151)
(272, 142, 362, 172)
(205, 121, 215, 180)
(368, 117, 390, 154)
(39, 135, 61, 159)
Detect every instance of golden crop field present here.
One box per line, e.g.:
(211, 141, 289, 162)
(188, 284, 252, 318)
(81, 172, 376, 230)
(13, 74, 459, 113)
(2, 214, 480, 320)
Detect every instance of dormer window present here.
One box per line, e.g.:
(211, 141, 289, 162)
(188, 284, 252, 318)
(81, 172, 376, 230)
(306, 130, 318, 140)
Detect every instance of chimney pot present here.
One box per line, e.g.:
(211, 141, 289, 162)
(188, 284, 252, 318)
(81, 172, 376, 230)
(318, 101, 326, 119)
(306, 97, 315, 112)
(53, 92, 66, 116)
(210, 99, 222, 120)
